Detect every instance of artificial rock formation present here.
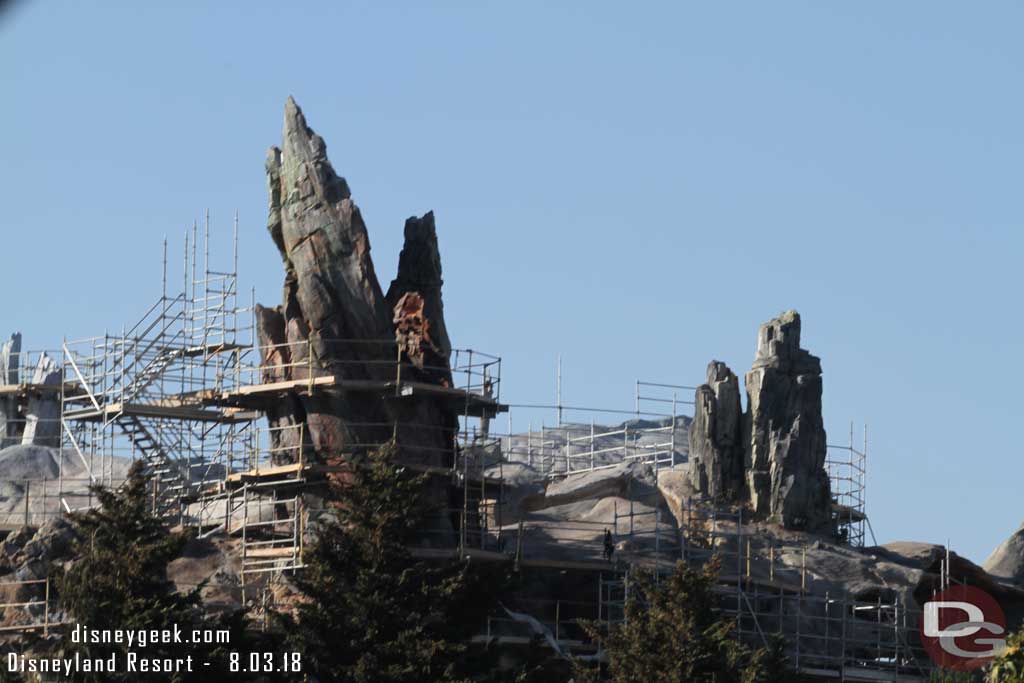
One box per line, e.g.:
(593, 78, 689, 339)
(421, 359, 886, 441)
(687, 361, 744, 501)
(744, 310, 831, 531)
(258, 97, 395, 461)
(984, 522, 1024, 585)
(386, 212, 452, 369)
(256, 99, 460, 539)
(688, 312, 832, 532)
(0, 334, 61, 448)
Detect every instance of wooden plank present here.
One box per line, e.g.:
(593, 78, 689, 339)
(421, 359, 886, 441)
(0, 622, 67, 633)
(831, 502, 867, 522)
(64, 402, 252, 423)
(204, 375, 505, 417)
(0, 383, 72, 396)
(245, 547, 297, 559)
(227, 463, 307, 483)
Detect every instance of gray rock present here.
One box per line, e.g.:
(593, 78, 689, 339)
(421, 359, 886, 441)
(0, 445, 60, 480)
(870, 541, 945, 571)
(688, 361, 743, 501)
(744, 311, 831, 531)
(522, 463, 647, 511)
(386, 212, 452, 365)
(22, 353, 61, 447)
(3, 526, 34, 557)
(983, 522, 1024, 584)
(257, 98, 462, 540)
(259, 97, 394, 460)
(0, 333, 22, 447)
(22, 517, 76, 563)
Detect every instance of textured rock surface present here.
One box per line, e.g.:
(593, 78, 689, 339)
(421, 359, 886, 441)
(257, 98, 460, 540)
(22, 353, 61, 446)
(984, 522, 1024, 584)
(257, 98, 457, 471)
(688, 361, 743, 501)
(744, 311, 831, 531)
(386, 212, 452, 367)
(0, 334, 22, 446)
(259, 97, 394, 460)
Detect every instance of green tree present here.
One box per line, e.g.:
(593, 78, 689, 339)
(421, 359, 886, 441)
(55, 461, 270, 682)
(282, 442, 503, 682)
(576, 559, 803, 683)
(988, 627, 1024, 682)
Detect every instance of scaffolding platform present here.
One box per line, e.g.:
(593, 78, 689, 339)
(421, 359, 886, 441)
(63, 402, 254, 423)
(0, 382, 79, 396)
(831, 501, 867, 523)
(199, 376, 505, 418)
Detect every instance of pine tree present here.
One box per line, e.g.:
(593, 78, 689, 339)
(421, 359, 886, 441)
(283, 442, 500, 682)
(576, 559, 803, 683)
(55, 461, 272, 682)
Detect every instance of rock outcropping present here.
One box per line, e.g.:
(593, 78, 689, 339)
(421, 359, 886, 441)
(689, 311, 832, 532)
(984, 522, 1024, 585)
(687, 361, 743, 501)
(256, 97, 458, 473)
(745, 310, 831, 531)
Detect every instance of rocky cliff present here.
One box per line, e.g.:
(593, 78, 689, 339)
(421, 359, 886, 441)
(689, 311, 832, 532)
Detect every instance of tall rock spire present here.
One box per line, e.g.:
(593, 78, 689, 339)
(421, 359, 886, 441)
(255, 99, 460, 542)
(744, 310, 832, 531)
(688, 361, 744, 501)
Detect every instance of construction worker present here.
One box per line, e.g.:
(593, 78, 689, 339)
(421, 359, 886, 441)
(603, 529, 615, 562)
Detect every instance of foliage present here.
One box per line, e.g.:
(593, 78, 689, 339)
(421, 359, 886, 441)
(55, 461, 271, 682)
(988, 627, 1024, 682)
(575, 559, 804, 683)
(282, 442, 505, 682)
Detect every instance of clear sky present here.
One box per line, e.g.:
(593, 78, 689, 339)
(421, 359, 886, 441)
(1, 1, 1021, 563)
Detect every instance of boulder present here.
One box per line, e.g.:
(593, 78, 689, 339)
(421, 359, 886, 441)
(688, 361, 743, 501)
(984, 522, 1024, 584)
(744, 311, 831, 532)
(21, 517, 77, 564)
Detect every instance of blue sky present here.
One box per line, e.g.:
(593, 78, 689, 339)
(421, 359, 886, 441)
(1, 1, 1021, 563)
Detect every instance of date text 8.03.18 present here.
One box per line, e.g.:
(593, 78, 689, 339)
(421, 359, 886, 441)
(229, 652, 302, 674)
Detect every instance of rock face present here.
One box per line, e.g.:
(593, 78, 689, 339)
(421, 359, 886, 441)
(744, 311, 831, 531)
(984, 522, 1024, 584)
(386, 212, 452, 368)
(257, 98, 458, 471)
(259, 97, 396, 462)
(688, 361, 744, 501)
(256, 98, 460, 540)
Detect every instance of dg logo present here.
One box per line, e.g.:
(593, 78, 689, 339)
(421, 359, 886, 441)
(921, 585, 1007, 671)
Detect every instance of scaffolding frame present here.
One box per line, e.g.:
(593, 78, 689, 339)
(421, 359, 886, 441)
(827, 423, 869, 548)
(58, 217, 254, 522)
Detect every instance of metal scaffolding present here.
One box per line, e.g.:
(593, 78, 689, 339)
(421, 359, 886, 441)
(0, 223, 896, 678)
(58, 217, 254, 521)
(827, 423, 870, 548)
